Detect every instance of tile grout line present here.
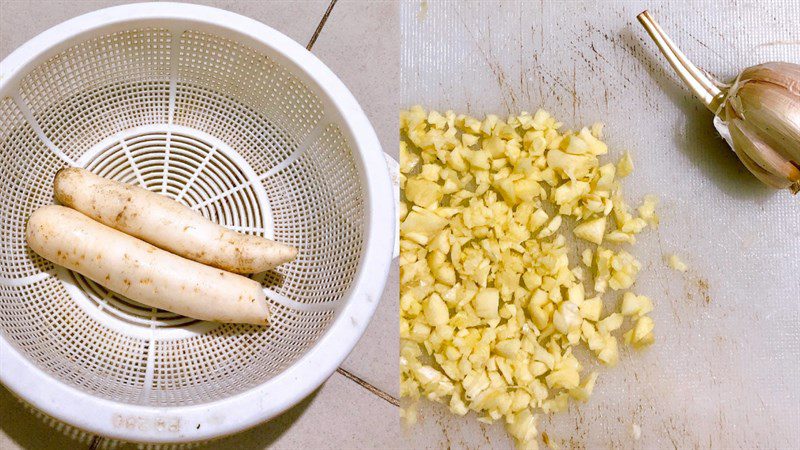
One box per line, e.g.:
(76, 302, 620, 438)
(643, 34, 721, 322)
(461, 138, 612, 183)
(306, 0, 338, 50)
(88, 435, 101, 450)
(307, 0, 398, 414)
(336, 367, 399, 407)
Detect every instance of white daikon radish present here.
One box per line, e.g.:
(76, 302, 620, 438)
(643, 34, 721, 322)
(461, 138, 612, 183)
(54, 167, 297, 274)
(26, 205, 269, 325)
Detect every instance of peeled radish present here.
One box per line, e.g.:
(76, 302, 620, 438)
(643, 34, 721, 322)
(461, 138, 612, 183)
(26, 205, 269, 325)
(54, 167, 297, 274)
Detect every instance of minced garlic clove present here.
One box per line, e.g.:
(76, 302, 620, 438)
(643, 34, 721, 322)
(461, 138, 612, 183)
(573, 217, 606, 245)
(637, 195, 659, 227)
(400, 108, 656, 448)
(474, 289, 500, 319)
(623, 316, 655, 348)
(620, 292, 654, 319)
(667, 254, 688, 272)
(616, 152, 634, 178)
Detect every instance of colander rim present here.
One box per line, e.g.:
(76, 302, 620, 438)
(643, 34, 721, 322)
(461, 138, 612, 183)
(0, 1, 394, 443)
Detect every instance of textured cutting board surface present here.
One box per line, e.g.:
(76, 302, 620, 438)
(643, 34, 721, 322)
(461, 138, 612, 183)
(401, 1, 800, 448)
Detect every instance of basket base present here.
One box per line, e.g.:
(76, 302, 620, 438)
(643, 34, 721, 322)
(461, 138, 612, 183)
(62, 124, 274, 340)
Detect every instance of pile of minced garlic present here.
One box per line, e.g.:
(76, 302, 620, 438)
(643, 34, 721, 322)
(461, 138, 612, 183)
(399, 106, 658, 449)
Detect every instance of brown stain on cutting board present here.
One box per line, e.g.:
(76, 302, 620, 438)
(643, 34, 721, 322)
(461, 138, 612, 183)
(683, 275, 712, 307)
(756, 39, 800, 48)
(696, 278, 711, 304)
(453, 7, 518, 114)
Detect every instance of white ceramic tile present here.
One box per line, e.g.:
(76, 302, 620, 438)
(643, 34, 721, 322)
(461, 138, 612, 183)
(401, 0, 800, 448)
(0, 0, 128, 59)
(0, 385, 95, 450)
(311, 0, 400, 158)
(339, 261, 399, 398)
(98, 372, 399, 450)
(0, 0, 330, 59)
(310, 0, 400, 396)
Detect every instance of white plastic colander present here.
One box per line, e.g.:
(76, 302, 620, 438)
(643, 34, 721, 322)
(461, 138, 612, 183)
(0, 2, 394, 443)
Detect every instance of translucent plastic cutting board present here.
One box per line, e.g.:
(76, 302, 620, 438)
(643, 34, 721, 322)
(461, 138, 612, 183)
(400, 1, 800, 448)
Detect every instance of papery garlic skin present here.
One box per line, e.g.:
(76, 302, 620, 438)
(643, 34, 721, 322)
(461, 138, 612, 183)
(720, 63, 800, 192)
(639, 11, 800, 193)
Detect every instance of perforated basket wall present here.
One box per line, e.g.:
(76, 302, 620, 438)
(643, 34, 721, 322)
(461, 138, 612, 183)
(0, 26, 366, 408)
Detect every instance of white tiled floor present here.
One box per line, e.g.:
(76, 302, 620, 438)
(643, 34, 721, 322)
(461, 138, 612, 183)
(0, 0, 333, 55)
(312, 0, 400, 398)
(0, 385, 95, 450)
(0, 0, 399, 448)
(112, 374, 398, 450)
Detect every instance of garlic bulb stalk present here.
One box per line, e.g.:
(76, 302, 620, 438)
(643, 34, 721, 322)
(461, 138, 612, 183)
(638, 10, 800, 193)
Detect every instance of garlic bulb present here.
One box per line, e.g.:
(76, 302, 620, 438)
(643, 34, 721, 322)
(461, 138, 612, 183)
(638, 11, 800, 193)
